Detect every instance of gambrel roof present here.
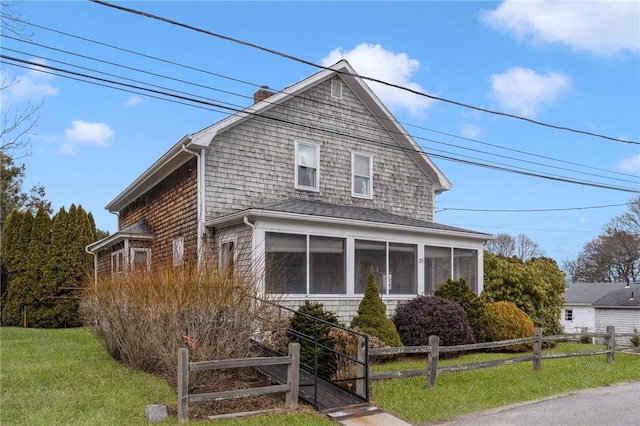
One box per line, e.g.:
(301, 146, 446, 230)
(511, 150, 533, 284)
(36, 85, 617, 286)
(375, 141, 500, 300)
(105, 60, 451, 213)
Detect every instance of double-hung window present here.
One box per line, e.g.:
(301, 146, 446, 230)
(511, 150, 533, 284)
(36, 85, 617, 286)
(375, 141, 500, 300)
(352, 152, 372, 198)
(295, 141, 319, 191)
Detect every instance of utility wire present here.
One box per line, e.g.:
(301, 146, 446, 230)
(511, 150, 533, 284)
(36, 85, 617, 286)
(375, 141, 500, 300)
(3, 54, 639, 195)
(89, 0, 639, 146)
(9, 23, 637, 183)
(437, 203, 627, 213)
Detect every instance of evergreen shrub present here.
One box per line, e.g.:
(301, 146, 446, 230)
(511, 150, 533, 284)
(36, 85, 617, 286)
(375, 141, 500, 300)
(434, 279, 490, 343)
(485, 301, 534, 352)
(289, 301, 340, 379)
(393, 296, 474, 351)
(350, 268, 402, 347)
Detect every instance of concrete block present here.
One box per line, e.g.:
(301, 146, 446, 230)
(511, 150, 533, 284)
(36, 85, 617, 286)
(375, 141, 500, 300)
(145, 404, 168, 422)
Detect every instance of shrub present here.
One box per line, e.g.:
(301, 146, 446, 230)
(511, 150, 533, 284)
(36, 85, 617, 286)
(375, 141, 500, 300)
(350, 268, 402, 347)
(434, 279, 490, 343)
(484, 301, 534, 352)
(289, 301, 340, 379)
(392, 296, 474, 351)
(631, 328, 640, 347)
(329, 327, 386, 391)
(81, 262, 285, 385)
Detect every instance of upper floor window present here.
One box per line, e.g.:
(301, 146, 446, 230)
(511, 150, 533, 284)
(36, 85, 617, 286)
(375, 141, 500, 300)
(352, 152, 372, 198)
(295, 141, 319, 191)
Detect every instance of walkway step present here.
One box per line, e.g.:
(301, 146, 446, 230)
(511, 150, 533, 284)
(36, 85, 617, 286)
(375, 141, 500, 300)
(324, 404, 383, 421)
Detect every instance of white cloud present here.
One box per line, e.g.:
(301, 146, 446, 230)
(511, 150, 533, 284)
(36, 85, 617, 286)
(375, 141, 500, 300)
(488, 67, 572, 117)
(61, 120, 114, 154)
(481, 0, 639, 56)
(578, 216, 590, 225)
(461, 123, 483, 139)
(3, 58, 59, 106)
(616, 154, 640, 174)
(321, 43, 434, 116)
(124, 95, 144, 106)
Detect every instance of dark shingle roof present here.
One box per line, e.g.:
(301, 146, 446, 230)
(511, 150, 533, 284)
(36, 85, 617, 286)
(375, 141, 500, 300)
(259, 198, 491, 236)
(593, 285, 640, 308)
(563, 282, 640, 307)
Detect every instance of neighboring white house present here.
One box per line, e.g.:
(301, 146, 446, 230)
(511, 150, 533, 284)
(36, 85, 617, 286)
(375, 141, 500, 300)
(561, 282, 640, 346)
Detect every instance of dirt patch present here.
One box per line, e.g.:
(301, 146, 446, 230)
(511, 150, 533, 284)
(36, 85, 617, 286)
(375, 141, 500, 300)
(158, 368, 314, 422)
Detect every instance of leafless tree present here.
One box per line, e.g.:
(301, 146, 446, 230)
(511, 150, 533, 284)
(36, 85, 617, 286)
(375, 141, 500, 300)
(486, 233, 544, 261)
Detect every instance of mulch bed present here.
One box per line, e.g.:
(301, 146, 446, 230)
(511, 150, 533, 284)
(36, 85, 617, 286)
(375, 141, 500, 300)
(158, 368, 314, 422)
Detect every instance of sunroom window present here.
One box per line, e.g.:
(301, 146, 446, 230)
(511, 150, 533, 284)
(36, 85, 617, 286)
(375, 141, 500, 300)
(265, 232, 345, 295)
(295, 141, 319, 191)
(355, 240, 417, 295)
(424, 246, 477, 293)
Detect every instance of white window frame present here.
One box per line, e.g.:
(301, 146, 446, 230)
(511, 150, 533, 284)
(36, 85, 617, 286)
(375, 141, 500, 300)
(219, 235, 236, 273)
(295, 140, 320, 191)
(352, 152, 373, 198)
(173, 236, 184, 267)
(111, 249, 125, 275)
(130, 248, 151, 271)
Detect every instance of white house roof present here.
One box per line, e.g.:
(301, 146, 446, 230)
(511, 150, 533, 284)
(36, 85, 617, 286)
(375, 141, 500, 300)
(105, 60, 451, 213)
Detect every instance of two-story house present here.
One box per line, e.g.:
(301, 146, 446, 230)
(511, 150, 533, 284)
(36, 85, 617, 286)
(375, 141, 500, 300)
(86, 60, 492, 322)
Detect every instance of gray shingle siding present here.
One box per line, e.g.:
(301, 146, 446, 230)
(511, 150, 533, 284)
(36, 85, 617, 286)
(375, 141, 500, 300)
(204, 78, 434, 222)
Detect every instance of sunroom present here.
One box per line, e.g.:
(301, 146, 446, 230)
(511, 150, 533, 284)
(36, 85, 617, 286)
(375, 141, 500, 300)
(209, 199, 491, 322)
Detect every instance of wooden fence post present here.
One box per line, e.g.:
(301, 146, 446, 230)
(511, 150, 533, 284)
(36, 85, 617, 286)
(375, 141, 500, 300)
(533, 327, 543, 371)
(177, 348, 189, 423)
(606, 325, 615, 363)
(285, 342, 300, 409)
(356, 336, 366, 398)
(427, 335, 440, 388)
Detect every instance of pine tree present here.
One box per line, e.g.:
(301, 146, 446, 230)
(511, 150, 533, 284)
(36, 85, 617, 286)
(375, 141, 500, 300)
(1, 210, 23, 303)
(350, 267, 403, 347)
(20, 206, 53, 327)
(1, 210, 33, 325)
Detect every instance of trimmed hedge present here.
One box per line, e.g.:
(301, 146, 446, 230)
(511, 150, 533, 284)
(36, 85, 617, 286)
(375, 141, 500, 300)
(485, 301, 534, 352)
(393, 296, 474, 350)
(350, 268, 402, 347)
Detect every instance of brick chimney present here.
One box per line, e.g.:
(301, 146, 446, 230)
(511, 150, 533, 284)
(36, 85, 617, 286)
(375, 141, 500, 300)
(253, 86, 275, 104)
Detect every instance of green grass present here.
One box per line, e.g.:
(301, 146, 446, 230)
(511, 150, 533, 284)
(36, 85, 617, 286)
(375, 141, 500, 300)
(2, 328, 638, 425)
(0, 327, 332, 426)
(370, 344, 640, 424)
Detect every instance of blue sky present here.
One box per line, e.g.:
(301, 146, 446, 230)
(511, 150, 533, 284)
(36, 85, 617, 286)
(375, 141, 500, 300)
(2, 1, 639, 267)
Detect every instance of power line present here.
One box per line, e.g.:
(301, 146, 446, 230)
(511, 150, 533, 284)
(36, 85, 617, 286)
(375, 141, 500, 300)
(3, 54, 639, 195)
(89, 0, 640, 146)
(437, 203, 627, 213)
(9, 23, 636, 184)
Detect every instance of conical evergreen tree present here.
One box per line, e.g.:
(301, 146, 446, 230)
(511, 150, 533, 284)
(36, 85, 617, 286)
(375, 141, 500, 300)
(1, 210, 23, 304)
(18, 206, 53, 327)
(350, 267, 402, 347)
(1, 210, 34, 325)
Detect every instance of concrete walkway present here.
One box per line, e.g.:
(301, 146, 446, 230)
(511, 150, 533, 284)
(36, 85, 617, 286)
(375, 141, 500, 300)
(339, 411, 412, 426)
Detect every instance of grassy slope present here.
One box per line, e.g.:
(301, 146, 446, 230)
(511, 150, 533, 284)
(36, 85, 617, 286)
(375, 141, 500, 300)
(370, 344, 640, 424)
(0, 327, 332, 426)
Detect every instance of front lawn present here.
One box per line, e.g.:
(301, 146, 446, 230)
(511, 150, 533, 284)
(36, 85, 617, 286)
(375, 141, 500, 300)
(369, 343, 640, 424)
(0, 327, 332, 426)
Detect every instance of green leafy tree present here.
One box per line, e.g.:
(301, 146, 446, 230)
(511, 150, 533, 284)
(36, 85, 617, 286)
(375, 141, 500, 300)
(482, 252, 564, 335)
(434, 279, 490, 343)
(350, 267, 402, 347)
